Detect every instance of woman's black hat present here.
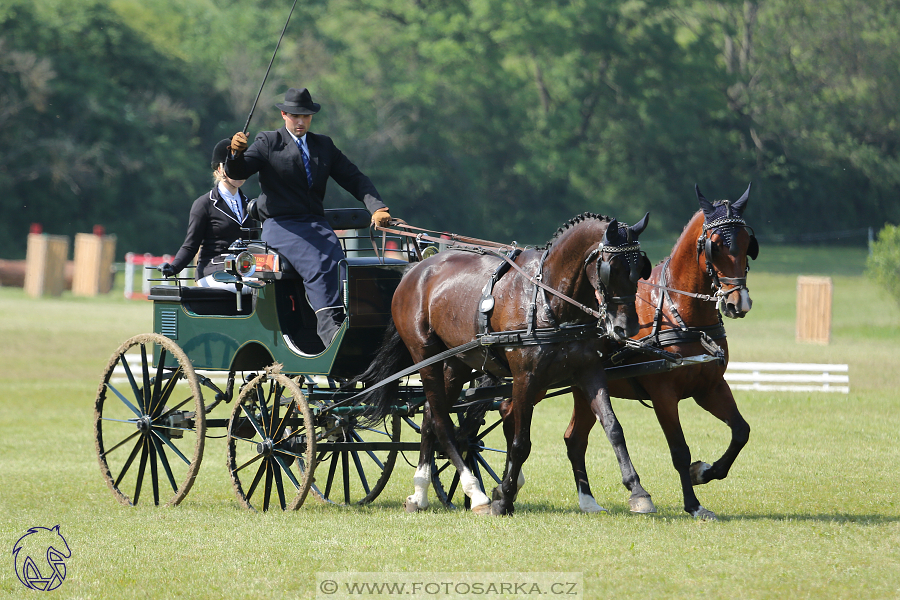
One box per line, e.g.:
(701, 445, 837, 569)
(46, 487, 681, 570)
(275, 87, 321, 115)
(211, 138, 232, 169)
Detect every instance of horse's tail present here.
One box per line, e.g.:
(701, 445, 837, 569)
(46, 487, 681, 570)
(343, 318, 413, 424)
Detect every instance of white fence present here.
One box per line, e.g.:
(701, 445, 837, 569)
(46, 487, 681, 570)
(725, 362, 849, 394)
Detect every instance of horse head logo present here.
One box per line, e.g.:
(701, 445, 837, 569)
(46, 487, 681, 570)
(12, 525, 71, 591)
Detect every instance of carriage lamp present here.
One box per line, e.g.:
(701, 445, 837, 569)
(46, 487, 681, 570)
(225, 251, 256, 278)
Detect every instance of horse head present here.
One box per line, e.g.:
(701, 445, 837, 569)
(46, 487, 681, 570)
(592, 212, 652, 340)
(696, 183, 758, 318)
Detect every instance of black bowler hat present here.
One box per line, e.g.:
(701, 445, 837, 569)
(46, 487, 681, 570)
(211, 138, 232, 169)
(275, 87, 321, 115)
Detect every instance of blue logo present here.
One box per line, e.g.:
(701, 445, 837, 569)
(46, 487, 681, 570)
(12, 525, 71, 591)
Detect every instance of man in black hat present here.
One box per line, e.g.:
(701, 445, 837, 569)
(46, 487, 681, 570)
(226, 87, 391, 346)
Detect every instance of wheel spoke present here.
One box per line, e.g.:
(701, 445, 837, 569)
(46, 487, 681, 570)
(153, 396, 191, 423)
(323, 452, 339, 499)
(475, 452, 502, 485)
(234, 453, 264, 474)
(342, 451, 350, 505)
(114, 436, 144, 487)
(140, 344, 152, 413)
(105, 382, 143, 418)
(476, 418, 503, 441)
(246, 461, 267, 502)
(150, 429, 191, 466)
(272, 399, 295, 441)
(257, 383, 272, 437)
(151, 435, 179, 493)
(150, 366, 183, 418)
(350, 430, 385, 470)
(447, 470, 461, 501)
(150, 348, 166, 418)
(133, 439, 149, 505)
(351, 450, 370, 496)
(239, 403, 266, 439)
(262, 462, 274, 511)
(102, 430, 141, 457)
(272, 461, 286, 510)
(274, 455, 301, 491)
(149, 438, 160, 505)
(119, 354, 143, 412)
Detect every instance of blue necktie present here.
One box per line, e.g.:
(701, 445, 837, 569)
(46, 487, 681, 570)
(297, 139, 313, 188)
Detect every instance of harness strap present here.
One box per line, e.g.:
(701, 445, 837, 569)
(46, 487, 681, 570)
(375, 222, 604, 320)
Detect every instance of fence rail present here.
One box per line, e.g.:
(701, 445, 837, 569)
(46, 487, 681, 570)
(725, 362, 849, 393)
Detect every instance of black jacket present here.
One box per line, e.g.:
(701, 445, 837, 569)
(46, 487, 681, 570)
(170, 187, 251, 278)
(225, 127, 386, 221)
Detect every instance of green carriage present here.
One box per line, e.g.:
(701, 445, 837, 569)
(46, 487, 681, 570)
(93, 209, 508, 511)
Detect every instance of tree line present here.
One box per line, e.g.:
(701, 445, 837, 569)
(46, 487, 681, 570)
(1, 0, 898, 259)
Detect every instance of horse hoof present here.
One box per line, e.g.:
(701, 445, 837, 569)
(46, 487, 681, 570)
(471, 503, 492, 516)
(629, 496, 657, 514)
(491, 500, 512, 516)
(492, 486, 502, 502)
(578, 493, 608, 513)
(690, 461, 712, 485)
(690, 506, 717, 521)
(403, 495, 426, 512)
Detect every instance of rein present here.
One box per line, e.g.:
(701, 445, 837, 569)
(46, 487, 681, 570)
(373, 222, 607, 321)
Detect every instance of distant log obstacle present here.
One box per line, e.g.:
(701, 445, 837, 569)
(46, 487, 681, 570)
(25, 233, 70, 297)
(796, 276, 833, 344)
(72, 232, 117, 296)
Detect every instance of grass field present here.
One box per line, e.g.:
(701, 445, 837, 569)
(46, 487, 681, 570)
(1, 245, 898, 599)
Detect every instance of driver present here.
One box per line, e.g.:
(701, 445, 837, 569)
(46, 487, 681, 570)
(226, 87, 391, 346)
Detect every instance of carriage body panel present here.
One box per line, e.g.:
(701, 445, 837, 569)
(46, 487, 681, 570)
(147, 257, 407, 377)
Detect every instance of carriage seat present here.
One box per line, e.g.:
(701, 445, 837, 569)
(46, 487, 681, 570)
(148, 285, 253, 316)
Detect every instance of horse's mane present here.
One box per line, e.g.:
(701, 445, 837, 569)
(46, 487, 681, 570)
(541, 212, 612, 250)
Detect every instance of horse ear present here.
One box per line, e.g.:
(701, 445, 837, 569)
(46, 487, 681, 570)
(603, 218, 620, 245)
(732, 182, 751, 214)
(696, 184, 714, 217)
(641, 255, 652, 280)
(630, 212, 650, 237)
(748, 235, 759, 260)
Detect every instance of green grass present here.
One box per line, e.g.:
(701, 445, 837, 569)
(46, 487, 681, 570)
(1, 247, 899, 599)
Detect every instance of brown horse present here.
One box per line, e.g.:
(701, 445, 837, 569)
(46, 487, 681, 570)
(565, 184, 757, 519)
(360, 213, 653, 515)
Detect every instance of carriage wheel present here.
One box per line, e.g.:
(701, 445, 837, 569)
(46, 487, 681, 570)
(308, 410, 400, 506)
(94, 333, 206, 507)
(431, 407, 507, 510)
(226, 372, 316, 511)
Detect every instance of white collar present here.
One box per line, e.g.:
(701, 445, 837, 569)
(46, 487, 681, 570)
(286, 129, 308, 150)
(217, 181, 241, 201)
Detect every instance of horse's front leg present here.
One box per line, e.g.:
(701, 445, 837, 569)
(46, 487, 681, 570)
(575, 371, 655, 514)
(565, 391, 606, 513)
(691, 380, 751, 487)
(491, 379, 537, 516)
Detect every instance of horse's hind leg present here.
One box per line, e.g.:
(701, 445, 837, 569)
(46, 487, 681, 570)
(405, 404, 436, 512)
(574, 377, 655, 514)
(691, 380, 750, 486)
(422, 362, 492, 513)
(564, 394, 607, 513)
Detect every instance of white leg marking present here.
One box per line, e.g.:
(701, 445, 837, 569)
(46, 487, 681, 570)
(460, 469, 490, 508)
(517, 468, 525, 491)
(578, 490, 608, 513)
(406, 463, 431, 510)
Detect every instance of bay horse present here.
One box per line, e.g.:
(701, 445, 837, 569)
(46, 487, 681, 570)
(360, 213, 653, 515)
(565, 184, 757, 519)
